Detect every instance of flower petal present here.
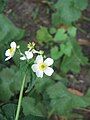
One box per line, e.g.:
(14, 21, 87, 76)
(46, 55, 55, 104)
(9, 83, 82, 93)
(36, 71, 43, 78)
(5, 56, 11, 61)
(25, 51, 33, 59)
(10, 41, 16, 48)
(20, 56, 26, 60)
(5, 49, 11, 56)
(32, 49, 39, 54)
(35, 55, 43, 63)
(44, 67, 54, 76)
(31, 64, 39, 72)
(32, 64, 43, 78)
(44, 58, 54, 66)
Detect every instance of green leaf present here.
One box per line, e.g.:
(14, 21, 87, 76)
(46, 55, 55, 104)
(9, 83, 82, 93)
(50, 46, 62, 60)
(54, 29, 67, 42)
(0, 14, 25, 44)
(60, 3, 81, 24)
(52, 73, 68, 85)
(0, 0, 7, 13)
(71, 39, 88, 65)
(22, 115, 47, 120)
(46, 82, 90, 117)
(67, 26, 77, 37)
(60, 41, 73, 57)
(49, 27, 57, 34)
(10, 63, 30, 93)
(0, 113, 6, 120)
(2, 104, 17, 120)
(60, 38, 88, 73)
(52, 0, 88, 25)
(0, 64, 29, 101)
(61, 54, 80, 73)
(52, 12, 62, 26)
(73, 0, 88, 10)
(85, 89, 90, 98)
(35, 77, 54, 93)
(36, 26, 52, 43)
(0, 44, 6, 62)
(22, 97, 44, 117)
(0, 67, 15, 101)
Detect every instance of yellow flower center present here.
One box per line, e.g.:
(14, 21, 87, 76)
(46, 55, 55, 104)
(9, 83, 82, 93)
(9, 48, 15, 55)
(39, 63, 47, 71)
(27, 42, 35, 49)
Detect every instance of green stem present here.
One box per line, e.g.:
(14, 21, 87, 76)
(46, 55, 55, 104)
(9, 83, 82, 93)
(15, 74, 26, 120)
(48, 108, 55, 119)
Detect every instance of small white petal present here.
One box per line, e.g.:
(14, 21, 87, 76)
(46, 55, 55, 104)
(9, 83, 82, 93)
(36, 71, 43, 78)
(44, 58, 54, 66)
(32, 64, 43, 78)
(44, 67, 54, 76)
(32, 49, 39, 54)
(25, 51, 33, 59)
(5, 49, 11, 56)
(20, 56, 26, 60)
(5, 56, 11, 61)
(31, 64, 39, 72)
(35, 55, 43, 63)
(10, 41, 16, 48)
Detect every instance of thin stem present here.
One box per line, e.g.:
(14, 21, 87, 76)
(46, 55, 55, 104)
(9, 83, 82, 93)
(83, 16, 90, 22)
(74, 24, 87, 34)
(15, 74, 26, 120)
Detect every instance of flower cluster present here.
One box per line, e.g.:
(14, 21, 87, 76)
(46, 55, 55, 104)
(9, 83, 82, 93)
(5, 41, 54, 78)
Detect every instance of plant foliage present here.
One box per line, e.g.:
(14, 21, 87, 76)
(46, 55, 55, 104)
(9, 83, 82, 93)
(52, 0, 88, 25)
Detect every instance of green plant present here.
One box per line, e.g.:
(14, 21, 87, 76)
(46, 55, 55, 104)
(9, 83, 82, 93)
(52, 0, 88, 25)
(0, 0, 90, 120)
(0, 0, 7, 13)
(0, 14, 25, 62)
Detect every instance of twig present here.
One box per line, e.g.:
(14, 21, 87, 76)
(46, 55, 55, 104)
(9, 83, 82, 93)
(83, 16, 90, 22)
(78, 39, 90, 46)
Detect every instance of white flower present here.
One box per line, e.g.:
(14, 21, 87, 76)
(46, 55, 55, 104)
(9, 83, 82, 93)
(31, 55, 54, 78)
(20, 51, 33, 60)
(5, 41, 17, 61)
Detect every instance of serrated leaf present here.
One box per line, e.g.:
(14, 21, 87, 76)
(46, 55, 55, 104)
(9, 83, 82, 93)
(67, 26, 77, 37)
(0, 0, 7, 13)
(61, 54, 81, 73)
(35, 77, 54, 93)
(61, 4, 81, 24)
(52, 0, 88, 25)
(60, 37, 88, 73)
(52, 73, 68, 85)
(54, 29, 67, 42)
(10, 63, 30, 93)
(52, 12, 62, 26)
(49, 27, 57, 34)
(46, 82, 90, 117)
(0, 67, 15, 101)
(74, 0, 88, 11)
(22, 97, 44, 117)
(2, 104, 17, 120)
(0, 113, 6, 120)
(22, 115, 47, 120)
(36, 27, 52, 43)
(50, 46, 62, 60)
